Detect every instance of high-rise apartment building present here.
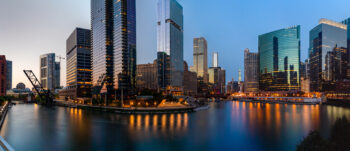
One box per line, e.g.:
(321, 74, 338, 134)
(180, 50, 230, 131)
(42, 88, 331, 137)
(40, 53, 60, 91)
(157, 0, 184, 92)
(91, 0, 136, 94)
(193, 37, 208, 82)
(244, 49, 259, 92)
(66, 28, 92, 99)
(0, 56, 6, 96)
(6, 60, 12, 90)
(309, 19, 347, 91)
(259, 26, 300, 91)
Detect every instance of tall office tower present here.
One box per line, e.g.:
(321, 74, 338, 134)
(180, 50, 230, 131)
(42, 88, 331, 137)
(305, 59, 310, 78)
(91, 0, 136, 94)
(342, 18, 350, 79)
(157, 0, 184, 91)
(244, 49, 259, 92)
(55, 62, 61, 88)
(6, 60, 12, 90)
(309, 19, 347, 91)
(0, 56, 6, 96)
(66, 28, 92, 99)
(40, 53, 60, 90)
(193, 37, 208, 82)
(259, 26, 300, 91)
(212, 52, 218, 67)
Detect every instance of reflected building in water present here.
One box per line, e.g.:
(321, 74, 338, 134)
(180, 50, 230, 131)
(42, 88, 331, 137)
(259, 26, 300, 91)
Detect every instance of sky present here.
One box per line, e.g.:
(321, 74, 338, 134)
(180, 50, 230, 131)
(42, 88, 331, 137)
(1, 0, 350, 89)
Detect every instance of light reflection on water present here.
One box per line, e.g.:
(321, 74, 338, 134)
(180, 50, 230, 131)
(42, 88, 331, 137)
(1, 101, 350, 151)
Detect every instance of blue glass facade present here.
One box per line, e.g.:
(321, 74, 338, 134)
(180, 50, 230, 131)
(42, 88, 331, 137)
(157, 0, 184, 89)
(309, 19, 347, 91)
(113, 0, 136, 90)
(259, 26, 300, 91)
(91, 0, 136, 94)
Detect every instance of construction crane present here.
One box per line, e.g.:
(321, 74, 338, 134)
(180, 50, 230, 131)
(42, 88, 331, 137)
(23, 70, 54, 105)
(56, 55, 65, 62)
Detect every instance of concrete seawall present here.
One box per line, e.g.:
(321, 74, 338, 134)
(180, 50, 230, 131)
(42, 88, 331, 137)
(55, 101, 195, 114)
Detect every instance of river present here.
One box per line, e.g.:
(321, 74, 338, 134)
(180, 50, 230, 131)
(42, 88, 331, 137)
(1, 101, 350, 151)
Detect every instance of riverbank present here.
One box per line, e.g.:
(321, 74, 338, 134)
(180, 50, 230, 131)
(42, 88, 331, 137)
(231, 97, 322, 105)
(55, 100, 198, 114)
(0, 101, 9, 128)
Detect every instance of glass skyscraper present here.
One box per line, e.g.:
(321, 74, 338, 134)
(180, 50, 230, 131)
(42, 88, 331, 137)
(66, 28, 92, 99)
(40, 53, 60, 90)
(309, 19, 347, 92)
(259, 26, 300, 91)
(193, 37, 208, 82)
(157, 0, 184, 90)
(91, 0, 136, 94)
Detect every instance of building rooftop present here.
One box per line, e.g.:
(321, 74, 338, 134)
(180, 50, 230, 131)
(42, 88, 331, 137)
(319, 18, 347, 30)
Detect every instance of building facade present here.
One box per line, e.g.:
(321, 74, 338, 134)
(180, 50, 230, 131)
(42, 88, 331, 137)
(309, 19, 347, 92)
(208, 67, 226, 94)
(91, 0, 136, 94)
(40, 53, 60, 91)
(259, 26, 300, 91)
(6, 60, 12, 90)
(0, 56, 6, 96)
(193, 37, 208, 83)
(184, 61, 197, 96)
(136, 61, 158, 90)
(244, 49, 259, 92)
(66, 28, 92, 99)
(157, 0, 184, 92)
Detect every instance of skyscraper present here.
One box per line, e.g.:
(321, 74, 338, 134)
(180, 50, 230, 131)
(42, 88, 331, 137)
(6, 60, 12, 90)
(208, 52, 226, 94)
(259, 26, 300, 91)
(309, 19, 347, 91)
(40, 53, 60, 91)
(212, 52, 218, 68)
(66, 28, 92, 99)
(193, 37, 208, 82)
(91, 0, 136, 94)
(0, 56, 6, 96)
(157, 0, 184, 91)
(244, 49, 259, 92)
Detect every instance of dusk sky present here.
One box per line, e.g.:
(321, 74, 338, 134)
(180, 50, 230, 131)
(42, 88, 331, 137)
(1, 0, 350, 88)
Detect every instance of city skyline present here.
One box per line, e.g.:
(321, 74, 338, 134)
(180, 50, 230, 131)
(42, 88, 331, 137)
(2, 0, 350, 88)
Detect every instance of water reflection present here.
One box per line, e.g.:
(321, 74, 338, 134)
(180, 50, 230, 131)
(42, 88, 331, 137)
(1, 102, 350, 151)
(127, 113, 189, 137)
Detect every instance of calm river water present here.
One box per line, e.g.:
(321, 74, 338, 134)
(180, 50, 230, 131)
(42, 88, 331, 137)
(1, 101, 350, 151)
